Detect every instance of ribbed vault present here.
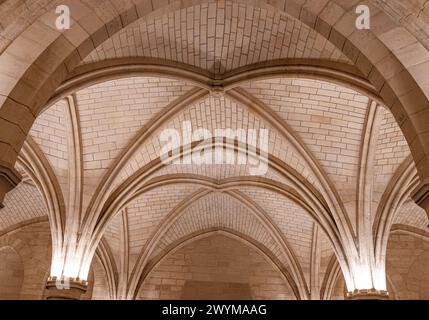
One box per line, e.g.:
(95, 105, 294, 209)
(1, 0, 429, 300)
(4, 72, 427, 299)
(81, 2, 352, 75)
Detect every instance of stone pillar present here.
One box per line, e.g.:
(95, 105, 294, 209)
(45, 277, 88, 300)
(411, 179, 429, 224)
(0, 162, 21, 208)
(346, 289, 389, 300)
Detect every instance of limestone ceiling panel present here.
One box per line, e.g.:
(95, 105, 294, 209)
(75, 76, 195, 190)
(238, 186, 315, 286)
(241, 77, 369, 226)
(0, 182, 47, 232)
(139, 233, 297, 300)
(29, 99, 69, 196)
(394, 198, 429, 230)
(82, 2, 352, 75)
(372, 107, 412, 213)
(110, 94, 322, 193)
(149, 192, 289, 268)
(125, 184, 201, 273)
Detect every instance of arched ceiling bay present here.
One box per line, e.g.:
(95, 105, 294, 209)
(81, 2, 352, 76)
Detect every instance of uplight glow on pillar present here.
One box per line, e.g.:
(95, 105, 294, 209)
(63, 258, 81, 279)
(50, 250, 66, 279)
(372, 265, 387, 291)
(352, 264, 373, 290)
(346, 262, 388, 293)
(49, 247, 92, 281)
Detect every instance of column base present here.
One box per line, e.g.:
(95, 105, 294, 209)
(346, 289, 389, 300)
(45, 277, 88, 300)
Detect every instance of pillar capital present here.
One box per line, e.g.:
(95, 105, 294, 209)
(411, 178, 429, 221)
(45, 277, 88, 300)
(346, 289, 389, 300)
(0, 162, 21, 208)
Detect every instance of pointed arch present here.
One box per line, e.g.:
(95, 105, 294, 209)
(48, 58, 380, 109)
(134, 229, 300, 300)
(125, 188, 311, 299)
(16, 138, 66, 266)
(373, 156, 420, 266)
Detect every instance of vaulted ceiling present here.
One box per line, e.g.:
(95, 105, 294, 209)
(2, 73, 426, 298)
(81, 2, 352, 75)
(1, 0, 429, 300)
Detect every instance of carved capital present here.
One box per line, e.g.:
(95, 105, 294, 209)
(0, 162, 22, 208)
(346, 289, 389, 300)
(45, 277, 88, 300)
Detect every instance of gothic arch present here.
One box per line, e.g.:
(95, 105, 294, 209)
(135, 229, 299, 300)
(126, 188, 310, 299)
